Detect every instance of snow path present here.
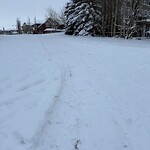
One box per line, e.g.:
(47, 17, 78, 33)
(0, 35, 62, 150)
(0, 34, 150, 150)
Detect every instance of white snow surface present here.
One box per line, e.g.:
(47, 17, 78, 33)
(0, 33, 150, 150)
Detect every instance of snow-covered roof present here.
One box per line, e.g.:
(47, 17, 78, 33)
(140, 19, 150, 22)
(44, 28, 63, 32)
(5, 28, 17, 31)
(44, 28, 55, 31)
(12, 31, 18, 34)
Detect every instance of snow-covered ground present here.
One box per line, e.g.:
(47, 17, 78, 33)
(0, 33, 150, 150)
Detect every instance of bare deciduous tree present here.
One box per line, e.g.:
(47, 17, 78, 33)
(121, 0, 141, 38)
(45, 7, 58, 21)
(59, 8, 66, 25)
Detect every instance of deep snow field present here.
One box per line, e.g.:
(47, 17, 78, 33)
(0, 33, 150, 150)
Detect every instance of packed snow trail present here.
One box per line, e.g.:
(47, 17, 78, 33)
(0, 34, 150, 150)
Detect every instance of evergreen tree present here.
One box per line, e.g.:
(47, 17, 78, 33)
(65, 0, 102, 36)
(16, 18, 22, 34)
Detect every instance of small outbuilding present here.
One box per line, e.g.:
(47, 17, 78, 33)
(137, 19, 150, 37)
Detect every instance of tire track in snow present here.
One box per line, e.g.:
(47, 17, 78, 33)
(35, 66, 83, 150)
(28, 42, 82, 150)
(29, 64, 67, 150)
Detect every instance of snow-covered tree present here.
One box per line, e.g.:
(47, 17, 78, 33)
(65, 0, 102, 36)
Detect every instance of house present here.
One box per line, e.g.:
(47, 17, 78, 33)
(22, 23, 33, 34)
(0, 29, 4, 35)
(121, 0, 150, 37)
(33, 18, 64, 34)
(138, 0, 150, 37)
(32, 23, 41, 34)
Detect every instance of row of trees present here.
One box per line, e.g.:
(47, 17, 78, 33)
(16, 17, 35, 34)
(64, 0, 141, 38)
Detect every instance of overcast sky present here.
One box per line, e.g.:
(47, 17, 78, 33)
(0, 0, 69, 29)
